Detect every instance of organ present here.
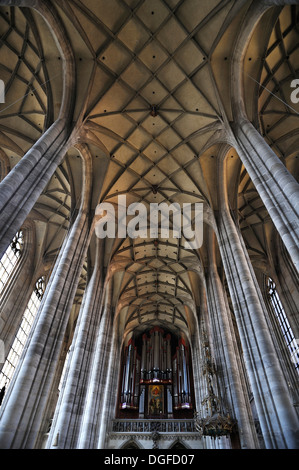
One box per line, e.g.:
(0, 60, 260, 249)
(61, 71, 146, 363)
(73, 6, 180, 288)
(119, 327, 194, 418)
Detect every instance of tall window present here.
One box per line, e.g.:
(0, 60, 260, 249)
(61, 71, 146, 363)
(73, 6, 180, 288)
(0, 276, 46, 390)
(265, 276, 299, 373)
(0, 231, 23, 293)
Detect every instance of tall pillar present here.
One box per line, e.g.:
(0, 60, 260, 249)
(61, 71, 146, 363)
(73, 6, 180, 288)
(46, 238, 105, 449)
(215, 151, 299, 449)
(229, 0, 299, 272)
(36, 337, 69, 449)
(205, 228, 258, 449)
(0, 149, 92, 449)
(77, 279, 115, 449)
(0, 0, 76, 258)
(97, 325, 120, 449)
(231, 119, 299, 272)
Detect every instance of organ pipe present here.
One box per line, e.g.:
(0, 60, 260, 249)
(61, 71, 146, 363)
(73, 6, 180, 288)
(119, 328, 193, 416)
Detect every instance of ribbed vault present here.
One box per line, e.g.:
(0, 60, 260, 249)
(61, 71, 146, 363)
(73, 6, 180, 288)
(0, 0, 298, 343)
(0, 5, 61, 154)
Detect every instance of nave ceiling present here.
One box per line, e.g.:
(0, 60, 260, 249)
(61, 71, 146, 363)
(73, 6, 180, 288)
(0, 0, 298, 343)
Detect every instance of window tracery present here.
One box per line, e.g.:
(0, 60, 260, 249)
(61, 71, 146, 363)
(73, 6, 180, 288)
(265, 276, 299, 373)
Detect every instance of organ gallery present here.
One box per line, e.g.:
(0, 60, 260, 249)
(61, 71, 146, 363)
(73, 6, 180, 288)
(119, 328, 194, 419)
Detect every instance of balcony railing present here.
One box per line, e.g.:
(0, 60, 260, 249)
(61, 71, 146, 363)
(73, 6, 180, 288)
(111, 419, 197, 434)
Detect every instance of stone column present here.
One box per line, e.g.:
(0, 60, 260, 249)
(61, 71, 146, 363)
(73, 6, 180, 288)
(36, 337, 69, 449)
(205, 228, 258, 449)
(77, 279, 115, 449)
(0, 148, 92, 449)
(0, 0, 76, 259)
(215, 152, 299, 449)
(229, 0, 299, 272)
(231, 119, 299, 272)
(97, 325, 120, 449)
(46, 238, 105, 449)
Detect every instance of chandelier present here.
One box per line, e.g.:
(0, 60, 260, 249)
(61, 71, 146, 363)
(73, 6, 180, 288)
(194, 331, 237, 439)
(194, 408, 236, 439)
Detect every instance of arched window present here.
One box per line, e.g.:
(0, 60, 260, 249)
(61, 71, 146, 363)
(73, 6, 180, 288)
(0, 231, 24, 293)
(265, 276, 299, 373)
(0, 276, 46, 391)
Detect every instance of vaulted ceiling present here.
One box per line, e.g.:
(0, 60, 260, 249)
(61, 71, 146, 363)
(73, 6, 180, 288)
(0, 1, 298, 343)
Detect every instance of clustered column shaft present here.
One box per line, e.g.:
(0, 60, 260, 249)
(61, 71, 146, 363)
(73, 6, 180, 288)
(46, 239, 105, 449)
(77, 279, 116, 449)
(205, 229, 258, 449)
(0, 200, 91, 448)
(215, 155, 299, 449)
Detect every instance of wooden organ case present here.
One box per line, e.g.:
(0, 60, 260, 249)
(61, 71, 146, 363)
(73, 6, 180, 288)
(118, 327, 194, 419)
